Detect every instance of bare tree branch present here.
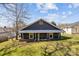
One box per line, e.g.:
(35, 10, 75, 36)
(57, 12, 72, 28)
(1, 3, 30, 40)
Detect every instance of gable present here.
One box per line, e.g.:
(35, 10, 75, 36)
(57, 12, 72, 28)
(22, 19, 61, 30)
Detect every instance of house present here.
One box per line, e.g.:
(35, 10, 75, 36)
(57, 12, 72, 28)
(59, 21, 79, 34)
(58, 24, 72, 34)
(0, 26, 16, 36)
(0, 26, 15, 42)
(19, 19, 63, 42)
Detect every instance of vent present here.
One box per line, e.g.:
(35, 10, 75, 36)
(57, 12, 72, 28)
(39, 21, 43, 25)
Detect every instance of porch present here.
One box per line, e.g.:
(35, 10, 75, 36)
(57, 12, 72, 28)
(21, 33, 61, 41)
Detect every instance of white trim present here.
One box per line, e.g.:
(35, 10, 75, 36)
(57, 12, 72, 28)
(19, 30, 63, 33)
(49, 33, 53, 39)
(29, 33, 34, 39)
(38, 33, 39, 41)
(34, 33, 36, 41)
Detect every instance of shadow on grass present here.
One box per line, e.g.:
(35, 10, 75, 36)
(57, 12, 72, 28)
(52, 36, 72, 41)
(36, 36, 72, 42)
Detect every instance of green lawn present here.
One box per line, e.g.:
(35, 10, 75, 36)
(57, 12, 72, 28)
(0, 34, 79, 56)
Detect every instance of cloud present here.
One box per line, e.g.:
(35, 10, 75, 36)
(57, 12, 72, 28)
(36, 3, 58, 13)
(68, 3, 79, 8)
(62, 11, 72, 17)
(72, 3, 79, 8)
(62, 11, 72, 19)
(36, 3, 44, 9)
(61, 12, 67, 18)
(68, 4, 73, 9)
(43, 13, 59, 22)
(62, 15, 67, 18)
(68, 11, 72, 15)
(47, 13, 58, 18)
(39, 10, 47, 13)
(62, 12, 66, 15)
(45, 4, 58, 10)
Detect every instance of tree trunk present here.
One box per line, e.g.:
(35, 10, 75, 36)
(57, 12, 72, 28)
(15, 21, 18, 40)
(15, 4, 19, 40)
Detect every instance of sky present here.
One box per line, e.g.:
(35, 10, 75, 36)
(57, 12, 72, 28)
(0, 3, 79, 27)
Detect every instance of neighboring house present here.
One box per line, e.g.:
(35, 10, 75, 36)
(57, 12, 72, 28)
(59, 21, 79, 34)
(19, 19, 63, 41)
(0, 27, 13, 32)
(0, 27, 15, 42)
(0, 27, 15, 37)
(59, 24, 72, 34)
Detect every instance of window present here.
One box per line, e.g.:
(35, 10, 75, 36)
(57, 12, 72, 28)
(49, 33, 53, 39)
(53, 33, 59, 39)
(29, 33, 34, 39)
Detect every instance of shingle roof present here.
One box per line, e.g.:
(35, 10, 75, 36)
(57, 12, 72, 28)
(21, 19, 62, 31)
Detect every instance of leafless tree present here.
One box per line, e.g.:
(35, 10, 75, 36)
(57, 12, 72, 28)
(13, 20, 27, 32)
(1, 3, 30, 40)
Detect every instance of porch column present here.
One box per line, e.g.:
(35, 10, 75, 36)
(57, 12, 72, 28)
(21, 33, 24, 39)
(52, 33, 53, 39)
(58, 33, 61, 39)
(38, 33, 40, 41)
(29, 33, 30, 39)
(34, 33, 36, 41)
(47, 33, 49, 39)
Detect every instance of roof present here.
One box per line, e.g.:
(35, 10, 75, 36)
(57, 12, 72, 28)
(71, 21, 79, 26)
(58, 24, 72, 28)
(0, 27, 13, 33)
(20, 19, 63, 33)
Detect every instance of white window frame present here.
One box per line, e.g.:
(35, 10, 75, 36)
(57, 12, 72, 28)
(49, 33, 53, 39)
(29, 33, 34, 39)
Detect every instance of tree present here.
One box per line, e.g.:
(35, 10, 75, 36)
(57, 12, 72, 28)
(13, 20, 27, 32)
(2, 3, 30, 40)
(51, 21, 56, 26)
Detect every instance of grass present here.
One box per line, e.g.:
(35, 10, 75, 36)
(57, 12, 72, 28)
(0, 34, 79, 56)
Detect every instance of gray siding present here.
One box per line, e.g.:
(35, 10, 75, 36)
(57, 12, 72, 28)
(22, 20, 60, 30)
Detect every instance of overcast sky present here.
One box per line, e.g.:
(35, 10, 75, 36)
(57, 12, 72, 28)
(0, 3, 79, 27)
